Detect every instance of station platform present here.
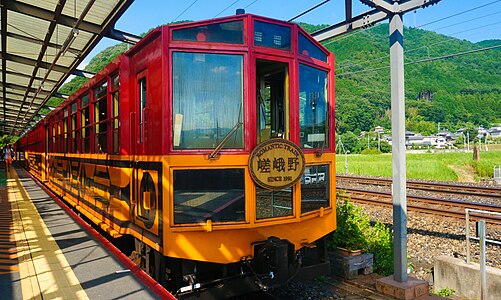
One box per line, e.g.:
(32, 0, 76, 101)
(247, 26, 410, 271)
(0, 162, 174, 300)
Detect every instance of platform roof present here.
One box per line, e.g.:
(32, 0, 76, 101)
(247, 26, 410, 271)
(0, 0, 136, 136)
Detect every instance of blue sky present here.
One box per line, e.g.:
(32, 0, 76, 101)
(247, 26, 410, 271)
(82, 0, 501, 67)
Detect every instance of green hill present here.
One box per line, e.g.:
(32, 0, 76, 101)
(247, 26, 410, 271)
(320, 24, 501, 135)
(52, 22, 501, 137)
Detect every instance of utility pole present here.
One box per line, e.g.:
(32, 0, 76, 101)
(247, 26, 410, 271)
(389, 7, 407, 282)
(312, 0, 442, 293)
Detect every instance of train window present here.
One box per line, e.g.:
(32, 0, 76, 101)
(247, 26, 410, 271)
(95, 96, 108, 153)
(172, 20, 243, 44)
(256, 186, 293, 219)
(138, 76, 147, 144)
(256, 59, 288, 143)
(172, 52, 244, 149)
(298, 32, 328, 62)
(95, 81, 107, 100)
(94, 82, 108, 153)
(81, 94, 91, 152)
(173, 169, 245, 224)
(299, 64, 328, 149)
(111, 74, 120, 154)
(70, 103, 78, 153)
(301, 164, 330, 214)
(112, 73, 120, 89)
(254, 21, 291, 50)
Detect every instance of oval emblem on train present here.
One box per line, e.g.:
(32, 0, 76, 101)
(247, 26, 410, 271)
(249, 139, 306, 190)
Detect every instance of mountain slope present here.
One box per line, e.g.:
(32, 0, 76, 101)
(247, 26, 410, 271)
(53, 22, 501, 135)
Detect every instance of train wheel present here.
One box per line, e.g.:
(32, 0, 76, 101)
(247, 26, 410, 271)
(131, 239, 166, 286)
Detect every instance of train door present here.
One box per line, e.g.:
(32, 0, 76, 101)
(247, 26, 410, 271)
(131, 69, 158, 230)
(255, 59, 295, 219)
(256, 59, 289, 143)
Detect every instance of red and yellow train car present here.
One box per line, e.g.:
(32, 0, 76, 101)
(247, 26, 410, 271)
(16, 13, 336, 298)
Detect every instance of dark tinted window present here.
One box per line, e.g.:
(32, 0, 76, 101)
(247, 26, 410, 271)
(174, 169, 245, 224)
(173, 20, 243, 44)
(299, 32, 328, 62)
(254, 21, 291, 50)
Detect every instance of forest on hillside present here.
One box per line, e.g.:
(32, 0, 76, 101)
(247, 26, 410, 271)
(46, 21, 501, 151)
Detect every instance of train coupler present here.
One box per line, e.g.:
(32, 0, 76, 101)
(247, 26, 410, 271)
(247, 236, 301, 290)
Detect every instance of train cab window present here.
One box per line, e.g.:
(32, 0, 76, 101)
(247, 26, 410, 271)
(256, 186, 293, 219)
(172, 52, 244, 149)
(94, 81, 108, 153)
(301, 165, 330, 214)
(299, 64, 328, 149)
(81, 94, 91, 152)
(298, 32, 328, 62)
(172, 20, 243, 44)
(173, 169, 245, 224)
(256, 59, 288, 143)
(254, 21, 291, 50)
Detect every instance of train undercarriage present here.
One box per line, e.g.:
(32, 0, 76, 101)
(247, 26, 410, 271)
(131, 235, 330, 299)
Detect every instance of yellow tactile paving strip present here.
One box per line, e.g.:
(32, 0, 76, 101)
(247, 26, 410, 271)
(8, 169, 90, 300)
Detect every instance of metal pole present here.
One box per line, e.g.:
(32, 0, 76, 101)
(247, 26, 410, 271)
(389, 11, 407, 283)
(466, 209, 470, 263)
(479, 220, 487, 300)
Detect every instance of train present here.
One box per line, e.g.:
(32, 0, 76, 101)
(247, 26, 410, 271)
(15, 12, 336, 299)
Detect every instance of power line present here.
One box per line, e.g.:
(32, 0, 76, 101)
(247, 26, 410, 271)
(336, 19, 501, 71)
(431, 9, 501, 32)
(171, 0, 200, 23)
(419, 0, 501, 28)
(244, 0, 259, 10)
(336, 43, 501, 77)
(214, 0, 242, 18)
(288, 0, 330, 22)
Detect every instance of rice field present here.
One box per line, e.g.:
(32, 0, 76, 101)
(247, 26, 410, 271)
(335, 149, 501, 182)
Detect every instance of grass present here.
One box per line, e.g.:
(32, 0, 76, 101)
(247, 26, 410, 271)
(336, 149, 501, 182)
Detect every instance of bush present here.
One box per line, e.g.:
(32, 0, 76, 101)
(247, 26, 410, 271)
(361, 148, 382, 155)
(328, 196, 394, 275)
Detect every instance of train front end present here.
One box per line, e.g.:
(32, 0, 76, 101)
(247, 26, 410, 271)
(157, 14, 336, 295)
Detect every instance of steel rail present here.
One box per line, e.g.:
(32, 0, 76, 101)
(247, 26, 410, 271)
(338, 188, 501, 225)
(337, 175, 501, 199)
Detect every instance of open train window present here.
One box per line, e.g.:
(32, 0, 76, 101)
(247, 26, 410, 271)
(138, 76, 147, 144)
(172, 52, 244, 149)
(256, 59, 288, 143)
(81, 94, 91, 153)
(173, 169, 245, 224)
(94, 81, 108, 153)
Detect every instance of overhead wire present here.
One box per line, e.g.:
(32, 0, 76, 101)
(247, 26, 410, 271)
(336, 21, 501, 71)
(171, 0, 200, 23)
(333, 1, 501, 73)
(336, 43, 501, 77)
(419, 0, 501, 28)
(214, 0, 242, 18)
(288, 0, 331, 22)
(244, 0, 259, 10)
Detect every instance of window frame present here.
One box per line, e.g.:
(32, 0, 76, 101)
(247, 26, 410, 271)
(169, 49, 247, 152)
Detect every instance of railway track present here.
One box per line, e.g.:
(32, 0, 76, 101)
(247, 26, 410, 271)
(337, 175, 501, 200)
(336, 176, 501, 225)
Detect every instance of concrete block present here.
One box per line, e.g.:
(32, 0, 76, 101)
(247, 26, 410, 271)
(375, 275, 429, 299)
(330, 252, 373, 279)
(434, 255, 501, 300)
